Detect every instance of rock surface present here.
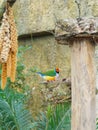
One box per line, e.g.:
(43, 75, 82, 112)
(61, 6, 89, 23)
(19, 35, 71, 78)
(0, 0, 98, 36)
(12, 0, 98, 36)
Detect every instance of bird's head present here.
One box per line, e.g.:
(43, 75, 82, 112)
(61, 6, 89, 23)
(55, 67, 59, 73)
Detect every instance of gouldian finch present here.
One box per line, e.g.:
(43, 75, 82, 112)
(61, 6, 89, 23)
(37, 68, 59, 82)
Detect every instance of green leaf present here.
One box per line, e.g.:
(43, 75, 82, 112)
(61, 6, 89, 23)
(0, 88, 36, 130)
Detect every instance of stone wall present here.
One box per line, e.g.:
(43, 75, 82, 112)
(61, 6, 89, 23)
(19, 35, 71, 115)
(0, 0, 98, 77)
(0, 0, 98, 79)
(13, 0, 98, 36)
(0, 0, 98, 36)
(19, 35, 71, 79)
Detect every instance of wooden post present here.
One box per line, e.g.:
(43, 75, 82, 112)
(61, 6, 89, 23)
(55, 18, 97, 130)
(71, 39, 96, 130)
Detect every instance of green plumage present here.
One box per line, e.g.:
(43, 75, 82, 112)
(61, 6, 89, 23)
(42, 69, 56, 76)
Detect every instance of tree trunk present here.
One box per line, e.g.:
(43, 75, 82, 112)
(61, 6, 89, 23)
(71, 39, 96, 130)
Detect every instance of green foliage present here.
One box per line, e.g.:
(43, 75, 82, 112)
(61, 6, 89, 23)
(96, 118, 98, 130)
(0, 88, 37, 130)
(0, 45, 37, 130)
(36, 112, 47, 130)
(47, 102, 71, 130)
(36, 102, 71, 130)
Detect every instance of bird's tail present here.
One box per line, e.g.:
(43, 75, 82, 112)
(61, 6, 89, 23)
(36, 72, 44, 77)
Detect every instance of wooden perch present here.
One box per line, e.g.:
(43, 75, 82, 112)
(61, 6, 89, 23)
(40, 77, 71, 86)
(55, 17, 97, 130)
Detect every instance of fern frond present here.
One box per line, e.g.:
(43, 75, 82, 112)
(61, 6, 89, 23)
(0, 88, 36, 130)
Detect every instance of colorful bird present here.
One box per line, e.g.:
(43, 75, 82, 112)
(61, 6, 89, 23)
(37, 68, 59, 82)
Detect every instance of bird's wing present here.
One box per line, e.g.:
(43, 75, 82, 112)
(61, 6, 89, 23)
(43, 69, 56, 76)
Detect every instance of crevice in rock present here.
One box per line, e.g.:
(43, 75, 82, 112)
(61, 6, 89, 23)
(18, 30, 54, 39)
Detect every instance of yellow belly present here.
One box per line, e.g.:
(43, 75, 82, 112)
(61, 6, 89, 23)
(44, 76, 55, 81)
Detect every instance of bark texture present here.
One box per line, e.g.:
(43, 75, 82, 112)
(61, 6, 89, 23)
(71, 39, 96, 130)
